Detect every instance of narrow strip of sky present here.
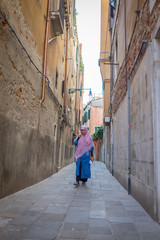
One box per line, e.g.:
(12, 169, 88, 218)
(76, 0, 102, 103)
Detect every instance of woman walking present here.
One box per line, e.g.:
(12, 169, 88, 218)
(74, 125, 94, 186)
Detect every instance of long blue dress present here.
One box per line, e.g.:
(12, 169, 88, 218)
(74, 139, 94, 181)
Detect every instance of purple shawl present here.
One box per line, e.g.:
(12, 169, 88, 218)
(75, 125, 94, 161)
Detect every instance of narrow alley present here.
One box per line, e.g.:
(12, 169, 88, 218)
(0, 161, 160, 240)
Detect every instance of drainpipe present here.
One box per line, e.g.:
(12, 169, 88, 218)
(64, 27, 69, 113)
(124, 0, 128, 89)
(110, 54, 114, 176)
(56, 109, 62, 172)
(75, 67, 78, 132)
(127, 69, 131, 194)
(124, 0, 131, 195)
(109, 0, 121, 176)
(41, 0, 51, 103)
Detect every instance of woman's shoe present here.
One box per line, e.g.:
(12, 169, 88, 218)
(82, 182, 85, 186)
(74, 181, 79, 186)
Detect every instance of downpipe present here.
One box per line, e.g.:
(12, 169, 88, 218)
(64, 27, 69, 113)
(124, 0, 131, 195)
(41, 0, 51, 103)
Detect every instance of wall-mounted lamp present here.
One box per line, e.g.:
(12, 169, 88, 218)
(69, 88, 92, 96)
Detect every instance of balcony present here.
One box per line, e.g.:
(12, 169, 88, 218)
(50, 0, 65, 35)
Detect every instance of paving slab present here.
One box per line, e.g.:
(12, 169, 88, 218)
(0, 161, 160, 240)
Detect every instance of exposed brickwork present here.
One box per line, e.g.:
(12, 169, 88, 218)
(94, 139, 103, 161)
(112, 0, 160, 113)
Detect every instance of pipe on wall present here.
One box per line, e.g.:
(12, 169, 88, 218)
(110, 0, 121, 176)
(124, 0, 131, 195)
(41, 0, 51, 103)
(56, 109, 63, 172)
(75, 67, 78, 132)
(64, 27, 69, 113)
(110, 52, 114, 175)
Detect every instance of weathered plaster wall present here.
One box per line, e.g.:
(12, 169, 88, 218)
(0, 0, 74, 199)
(20, 0, 46, 58)
(150, 15, 160, 222)
(112, 95, 128, 189)
(100, 0, 110, 118)
(130, 47, 154, 218)
(113, 46, 155, 218)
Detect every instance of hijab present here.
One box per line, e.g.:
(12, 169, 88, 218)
(75, 125, 94, 161)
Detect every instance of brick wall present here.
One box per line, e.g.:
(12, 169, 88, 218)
(112, 0, 160, 113)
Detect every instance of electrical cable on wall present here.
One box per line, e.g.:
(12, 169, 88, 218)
(0, 9, 62, 109)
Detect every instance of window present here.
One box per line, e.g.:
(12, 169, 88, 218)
(54, 125, 57, 138)
(88, 109, 90, 120)
(114, 37, 118, 83)
(155, 27, 160, 39)
(55, 69, 58, 89)
(149, 0, 156, 13)
(72, 59, 74, 78)
(110, 0, 116, 29)
(110, 0, 116, 8)
(83, 111, 88, 124)
(95, 126, 100, 133)
(80, 83, 82, 96)
(79, 109, 81, 124)
(76, 46, 79, 66)
(62, 80, 64, 97)
(50, 0, 65, 35)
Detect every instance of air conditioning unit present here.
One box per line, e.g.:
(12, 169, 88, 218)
(51, 0, 64, 35)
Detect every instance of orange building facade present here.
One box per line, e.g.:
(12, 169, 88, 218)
(83, 98, 103, 160)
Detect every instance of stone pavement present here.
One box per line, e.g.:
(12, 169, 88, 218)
(0, 161, 160, 240)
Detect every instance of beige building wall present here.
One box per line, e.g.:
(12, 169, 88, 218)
(99, 0, 111, 165)
(100, 0, 110, 118)
(0, 0, 82, 198)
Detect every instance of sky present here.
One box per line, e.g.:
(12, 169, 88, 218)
(75, 0, 102, 104)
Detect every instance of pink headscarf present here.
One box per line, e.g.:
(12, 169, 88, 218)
(75, 125, 94, 161)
